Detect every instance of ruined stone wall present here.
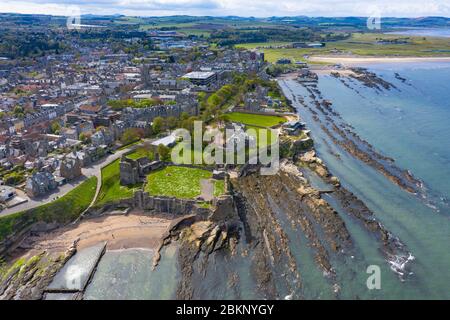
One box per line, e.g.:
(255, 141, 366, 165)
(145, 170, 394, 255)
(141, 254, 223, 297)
(119, 159, 139, 185)
(133, 191, 198, 215)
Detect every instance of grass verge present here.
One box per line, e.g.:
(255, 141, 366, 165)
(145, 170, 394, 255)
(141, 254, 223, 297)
(0, 176, 97, 242)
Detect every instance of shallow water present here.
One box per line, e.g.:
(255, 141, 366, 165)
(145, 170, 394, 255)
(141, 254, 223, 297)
(279, 61, 450, 299)
(84, 246, 179, 300)
(47, 242, 106, 292)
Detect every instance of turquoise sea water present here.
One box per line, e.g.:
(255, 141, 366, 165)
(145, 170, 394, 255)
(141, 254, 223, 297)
(280, 61, 450, 299)
(385, 28, 450, 38)
(84, 246, 179, 300)
(79, 62, 450, 300)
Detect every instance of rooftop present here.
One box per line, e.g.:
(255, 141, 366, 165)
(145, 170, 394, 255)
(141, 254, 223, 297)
(183, 71, 216, 80)
(151, 134, 176, 147)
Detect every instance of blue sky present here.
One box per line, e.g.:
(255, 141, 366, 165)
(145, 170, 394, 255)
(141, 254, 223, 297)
(0, 0, 449, 17)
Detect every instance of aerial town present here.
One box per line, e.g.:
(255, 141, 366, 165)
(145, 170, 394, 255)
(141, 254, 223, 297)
(0, 25, 308, 216)
(1, 12, 449, 303)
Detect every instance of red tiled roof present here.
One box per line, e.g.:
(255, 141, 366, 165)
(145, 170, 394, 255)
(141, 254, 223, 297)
(79, 105, 103, 113)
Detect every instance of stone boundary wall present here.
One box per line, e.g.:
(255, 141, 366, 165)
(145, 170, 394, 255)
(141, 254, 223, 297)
(84, 189, 236, 223)
(84, 192, 212, 218)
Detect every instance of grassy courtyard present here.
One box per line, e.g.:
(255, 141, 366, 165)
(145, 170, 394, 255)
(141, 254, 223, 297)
(0, 176, 97, 241)
(225, 112, 286, 128)
(95, 159, 138, 206)
(96, 148, 150, 206)
(145, 166, 225, 199)
(126, 146, 155, 160)
(246, 125, 277, 148)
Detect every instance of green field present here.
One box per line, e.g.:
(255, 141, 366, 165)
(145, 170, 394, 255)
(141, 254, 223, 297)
(145, 166, 224, 199)
(96, 148, 150, 206)
(236, 33, 450, 63)
(246, 125, 278, 148)
(171, 142, 208, 165)
(236, 42, 293, 50)
(126, 147, 155, 160)
(225, 112, 286, 127)
(95, 159, 139, 206)
(116, 139, 142, 151)
(0, 177, 97, 242)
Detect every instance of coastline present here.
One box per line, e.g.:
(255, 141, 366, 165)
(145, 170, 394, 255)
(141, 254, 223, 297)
(308, 55, 450, 66)
(277, 62, 450, 298)
(17, 213, 173, 254)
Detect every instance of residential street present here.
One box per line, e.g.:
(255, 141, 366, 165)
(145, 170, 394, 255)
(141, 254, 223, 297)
(0, 142, 146, 217)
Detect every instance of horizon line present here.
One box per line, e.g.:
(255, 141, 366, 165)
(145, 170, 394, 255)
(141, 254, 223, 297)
(1, 11, 450, 19)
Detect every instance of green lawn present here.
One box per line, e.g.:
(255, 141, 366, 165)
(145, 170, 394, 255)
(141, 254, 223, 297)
(97, 148, 157, 206)
(225, 112, 286, 128)
(126, 147, 154, 160)
(246, 125, 277, 148)
(116, 139, 142, 151)
(145, 166, 224, 199)
(236, 42, 293, 49)
(95, 159, 138, 206)
(0, 176, 97, 242)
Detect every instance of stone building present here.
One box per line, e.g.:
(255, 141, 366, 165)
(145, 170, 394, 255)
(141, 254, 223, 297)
(25, 171, 57, 197)
(59, 156, 82, 180)
(120, 155, 162, 186)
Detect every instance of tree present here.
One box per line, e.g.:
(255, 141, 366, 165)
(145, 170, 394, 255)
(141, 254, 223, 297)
(152, 116, 164, 134)
(157, 144, 171, 162)
(207, 93, 222, 108)
(13, 105, 25, 118)
(79, 132, 91, 144)
(50, 121, 61, 134)
(180, 112, 190, 120)
(121, 128, 142, 145)
(166, 116, 178, 130)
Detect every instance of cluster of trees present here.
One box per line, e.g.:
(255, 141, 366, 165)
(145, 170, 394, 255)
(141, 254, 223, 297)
(0, 165, 27, 186)
(0, 31, 65, 58)
(50, 121, 61, 135)
(209, 27, 351, 47)
(120, 128, 145, 145)
(0, 105, 34, 120)
(151, 112, 200, 136)
(210, 27, 321, 46)
(265, 65, 290, 77)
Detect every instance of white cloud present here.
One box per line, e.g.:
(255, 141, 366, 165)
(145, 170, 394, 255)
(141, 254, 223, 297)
(0, 0, 449, 17)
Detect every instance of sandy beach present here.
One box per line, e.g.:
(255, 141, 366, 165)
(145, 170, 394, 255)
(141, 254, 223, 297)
(308, 55, 450, 66)
(22, 213, 175, 253)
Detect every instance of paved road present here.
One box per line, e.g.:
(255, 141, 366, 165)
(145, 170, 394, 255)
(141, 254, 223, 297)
(0, 141, 148, 218)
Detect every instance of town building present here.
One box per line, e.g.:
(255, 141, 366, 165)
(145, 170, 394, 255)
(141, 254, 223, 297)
(183, 71, 217, 86)
(25, 171, 58, 197)
(59, 156, 82, 180)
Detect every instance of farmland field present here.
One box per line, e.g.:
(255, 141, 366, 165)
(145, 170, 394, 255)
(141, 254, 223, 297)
(236, 33, 450, 63)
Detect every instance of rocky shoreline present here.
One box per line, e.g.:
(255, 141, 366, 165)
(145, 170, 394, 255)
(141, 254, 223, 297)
(298, 151, 413, 279)
(0, 68, 422, 299)
(290, 72, 429, 202)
